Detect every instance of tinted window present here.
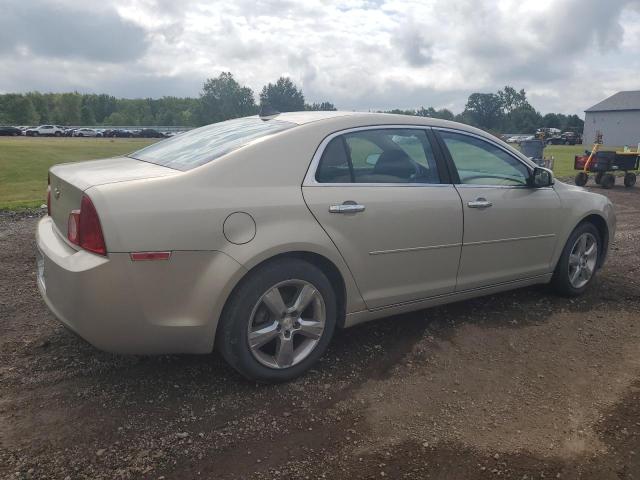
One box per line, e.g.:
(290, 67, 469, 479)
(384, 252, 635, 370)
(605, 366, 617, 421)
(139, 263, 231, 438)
(315, 129, 440, 184)
(129, 117, 296, 171)
(440, 131, 529, 186)
(315, 137, 352, 183)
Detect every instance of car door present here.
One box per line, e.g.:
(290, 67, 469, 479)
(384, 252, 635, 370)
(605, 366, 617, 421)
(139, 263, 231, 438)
(434, 128, 563, 291)
(302, 126, 463, 310)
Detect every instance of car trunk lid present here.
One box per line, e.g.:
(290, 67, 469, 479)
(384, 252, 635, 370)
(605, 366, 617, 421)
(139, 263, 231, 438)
(49, 156, 177, 235)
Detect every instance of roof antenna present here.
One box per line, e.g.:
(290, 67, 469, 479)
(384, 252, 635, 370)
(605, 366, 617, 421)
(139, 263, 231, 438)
(259, 104, 280, 120)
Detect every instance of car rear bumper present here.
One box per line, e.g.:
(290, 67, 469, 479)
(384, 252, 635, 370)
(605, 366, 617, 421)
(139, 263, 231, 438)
(36, 216, 245, 354)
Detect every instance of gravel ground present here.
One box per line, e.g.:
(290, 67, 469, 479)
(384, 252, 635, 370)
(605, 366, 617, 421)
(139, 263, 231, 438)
(1, 184, 639, 480)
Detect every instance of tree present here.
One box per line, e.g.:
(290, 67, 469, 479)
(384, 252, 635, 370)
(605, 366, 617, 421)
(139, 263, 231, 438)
(498, 86, 529, 114)
(542, 113, 562, 129)
(81, 102, 96, 125)
(197, 72, 257, 125)
(416, 106, 454, 120)
(53, 93, 82, 125)
(508, 105, 542, 133)
(260, 77, 305, 112)
(0, 94, 39, 125)
(463, 93, 504, 130)
(305, 101, 337, 111)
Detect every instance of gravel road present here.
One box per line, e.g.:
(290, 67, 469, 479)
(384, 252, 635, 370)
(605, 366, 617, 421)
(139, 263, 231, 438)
(1, 183, 639, 480)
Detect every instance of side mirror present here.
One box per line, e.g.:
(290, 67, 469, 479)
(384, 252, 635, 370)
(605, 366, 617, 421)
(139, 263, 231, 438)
(530, 167, 554, 188)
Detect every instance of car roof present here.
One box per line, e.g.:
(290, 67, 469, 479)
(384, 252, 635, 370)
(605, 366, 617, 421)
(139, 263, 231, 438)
(272, 110, 470, 131)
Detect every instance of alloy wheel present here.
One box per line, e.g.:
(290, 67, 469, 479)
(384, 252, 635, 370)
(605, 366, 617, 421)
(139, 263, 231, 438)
(568, 232, 598, 289)
(247, 279, 326, 369)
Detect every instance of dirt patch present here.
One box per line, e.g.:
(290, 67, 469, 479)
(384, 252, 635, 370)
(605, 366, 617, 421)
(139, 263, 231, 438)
(1, 183, 639, 479)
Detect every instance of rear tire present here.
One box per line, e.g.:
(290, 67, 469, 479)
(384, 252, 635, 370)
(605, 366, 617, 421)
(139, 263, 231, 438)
(595, 172, 604, 185)
(575, 172, 588, 186)
(217, 258, 337, 383)
(601, 174, 615, 189)
(54, 131, 61, 137)
(551, 222, 600, 297)
(624, 173, 637, 188)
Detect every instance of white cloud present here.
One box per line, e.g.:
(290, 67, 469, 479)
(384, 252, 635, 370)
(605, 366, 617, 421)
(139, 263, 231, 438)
(1, 0, 639, 114)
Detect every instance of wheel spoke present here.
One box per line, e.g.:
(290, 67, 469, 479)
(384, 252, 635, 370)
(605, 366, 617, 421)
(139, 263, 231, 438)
(582, 264, 594, 280)
(570, 266, 581, 285)
(296, 319, 324, 340)
(569, 254, 580, 267)
(577, 235, 587, 255)
(292, 285, 317, 315)
(585, 243, 597, 259)
(262, 288, 287, 318)
(249, 321, 280, 349)
(275, 336, 294, 368)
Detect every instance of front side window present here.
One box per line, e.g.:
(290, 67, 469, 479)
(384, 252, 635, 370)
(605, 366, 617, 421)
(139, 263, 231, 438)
(439, 131, 529, 186)
(315, 128, 440, 184)
(128, 117, 296, 171)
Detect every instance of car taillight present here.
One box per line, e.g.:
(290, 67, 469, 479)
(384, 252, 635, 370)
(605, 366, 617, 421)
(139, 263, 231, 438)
(46, 173, 51, 216)
(67, 194, 107, 256)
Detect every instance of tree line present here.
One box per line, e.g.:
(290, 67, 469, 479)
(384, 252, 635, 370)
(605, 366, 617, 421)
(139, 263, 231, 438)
(0, 73, 583, 134)
(0, 74, 336, 128)
(383, 86, 584, 134)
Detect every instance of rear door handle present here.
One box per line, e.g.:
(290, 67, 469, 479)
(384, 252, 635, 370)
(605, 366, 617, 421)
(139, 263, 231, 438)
(467, 198, 493, 209)
(329, 202, 366, 214)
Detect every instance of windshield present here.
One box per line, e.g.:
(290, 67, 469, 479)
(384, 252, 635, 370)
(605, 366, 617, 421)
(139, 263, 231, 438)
(128, 117, 296, 171)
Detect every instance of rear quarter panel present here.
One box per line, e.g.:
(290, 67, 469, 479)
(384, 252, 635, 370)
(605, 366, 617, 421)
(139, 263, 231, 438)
(88, 124, 369, 324)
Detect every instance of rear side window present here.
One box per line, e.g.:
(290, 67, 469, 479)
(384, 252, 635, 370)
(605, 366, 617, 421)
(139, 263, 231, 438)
(315, 129, 440, 184)
(129, 117, 296, 171)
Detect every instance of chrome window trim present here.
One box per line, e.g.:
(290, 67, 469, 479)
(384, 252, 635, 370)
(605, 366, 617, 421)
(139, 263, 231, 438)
(302, 124, 447, 187)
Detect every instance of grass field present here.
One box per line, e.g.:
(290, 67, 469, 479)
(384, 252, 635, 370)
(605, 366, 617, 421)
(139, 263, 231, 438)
(0, 137, 157, 209)
(0, 138, 618, 210)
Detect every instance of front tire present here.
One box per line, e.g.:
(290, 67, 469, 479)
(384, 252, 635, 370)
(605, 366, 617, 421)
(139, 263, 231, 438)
(217, 258, 337, 383)
(575, 172, 588, 186)
(551, 223, 600, 296)
(624, 172, 637, 188)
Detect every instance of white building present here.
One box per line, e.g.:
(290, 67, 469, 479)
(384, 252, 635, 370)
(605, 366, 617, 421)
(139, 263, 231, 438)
(583, 91, 640, 147)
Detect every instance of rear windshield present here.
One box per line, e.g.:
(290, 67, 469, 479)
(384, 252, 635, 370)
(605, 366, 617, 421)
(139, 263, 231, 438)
(128, 117, 296, 171)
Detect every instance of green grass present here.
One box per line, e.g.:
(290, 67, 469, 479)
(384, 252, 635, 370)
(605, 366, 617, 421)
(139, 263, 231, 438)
(0, 137, 157, 209)
(540, 144, 588, 178)
(533, 144, 624, 179)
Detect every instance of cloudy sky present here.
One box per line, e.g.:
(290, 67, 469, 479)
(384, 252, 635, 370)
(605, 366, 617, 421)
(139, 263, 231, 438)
(1, 0, 639, 115)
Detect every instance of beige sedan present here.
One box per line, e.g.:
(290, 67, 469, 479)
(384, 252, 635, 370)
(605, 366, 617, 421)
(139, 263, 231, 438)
(36, 112, 616, 382)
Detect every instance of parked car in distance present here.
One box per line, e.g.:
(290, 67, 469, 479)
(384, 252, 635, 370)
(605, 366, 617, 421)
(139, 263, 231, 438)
(26, 125, 65, 137)
(561, 131, 582, 145)
(546, 136, 566, 145)
(107, 129, 134, 138)
(73, 128, 98, 137)
(0, 126, 23, 136)
(37, 112, 616, 382)
(137, 128, 165, 138)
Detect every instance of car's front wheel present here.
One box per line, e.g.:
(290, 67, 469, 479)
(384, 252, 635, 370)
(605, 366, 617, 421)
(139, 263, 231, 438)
(217, 258, 337, 382)
(551, 223, 600, 296)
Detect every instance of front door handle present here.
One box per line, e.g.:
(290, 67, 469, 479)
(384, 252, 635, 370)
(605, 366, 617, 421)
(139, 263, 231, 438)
(329, 201, 366, 214)
(467, 198, 493, 209)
